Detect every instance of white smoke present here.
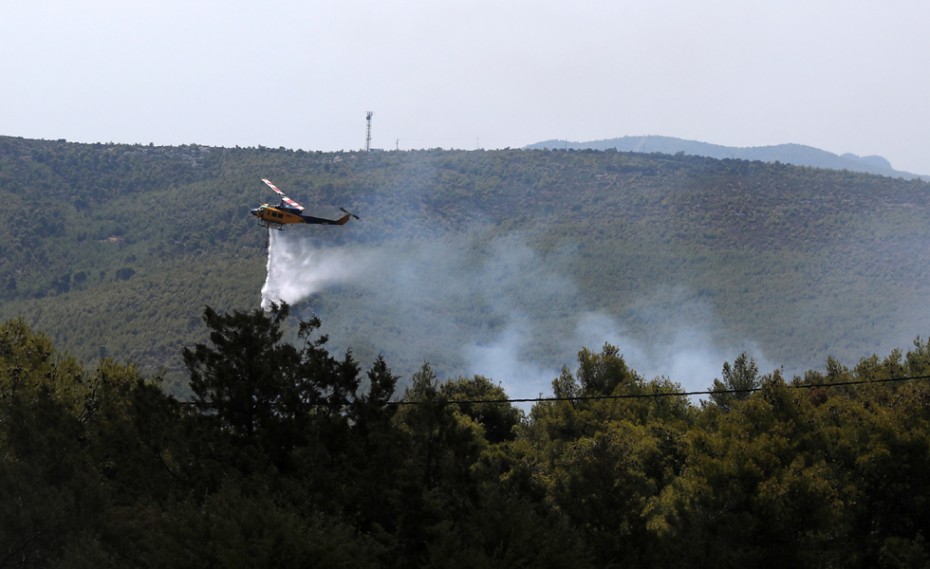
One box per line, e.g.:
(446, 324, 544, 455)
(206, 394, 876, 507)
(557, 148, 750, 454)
(259, 226, 773, 397)
(260, 230, 370, 310)
(571, 306, 774, 395)
(462, 293, 775, 402)
(463, 316, 562, 402)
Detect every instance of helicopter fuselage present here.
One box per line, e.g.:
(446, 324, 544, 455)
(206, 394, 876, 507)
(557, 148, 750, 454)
(250, 203, 305, 226)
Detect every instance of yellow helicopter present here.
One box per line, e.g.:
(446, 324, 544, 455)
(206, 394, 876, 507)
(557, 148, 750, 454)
(250, 178, 358, 230)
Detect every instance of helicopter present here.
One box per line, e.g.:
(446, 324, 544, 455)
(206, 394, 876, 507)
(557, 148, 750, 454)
(251, 178, 359, 230)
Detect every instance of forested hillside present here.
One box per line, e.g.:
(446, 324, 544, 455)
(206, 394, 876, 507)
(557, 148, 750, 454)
(2, 135, 930, 394)
(4, 136, 930, 564)
(3, 309, 930, 567)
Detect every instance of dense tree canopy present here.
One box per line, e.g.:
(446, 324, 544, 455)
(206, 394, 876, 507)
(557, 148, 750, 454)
(4, 310, 930, 567)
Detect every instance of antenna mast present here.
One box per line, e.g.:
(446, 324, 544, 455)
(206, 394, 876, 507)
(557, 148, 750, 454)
(365, 111, 373, 151)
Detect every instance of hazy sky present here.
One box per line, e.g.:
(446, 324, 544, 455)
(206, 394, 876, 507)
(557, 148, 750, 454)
(3, 0, 929, 174)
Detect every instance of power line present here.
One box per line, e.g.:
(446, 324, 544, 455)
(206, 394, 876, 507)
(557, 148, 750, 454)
(175, 374, 930, 408)
(387, 373, 930, 406)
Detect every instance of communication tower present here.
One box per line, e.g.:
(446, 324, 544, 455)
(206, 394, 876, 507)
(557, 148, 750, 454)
(365, 111, 373, 151)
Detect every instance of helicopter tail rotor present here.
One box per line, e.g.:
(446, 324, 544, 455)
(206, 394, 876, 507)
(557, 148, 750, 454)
(340, 207, 360, 221)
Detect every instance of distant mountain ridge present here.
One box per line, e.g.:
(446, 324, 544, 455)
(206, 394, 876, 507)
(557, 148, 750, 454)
(526, 135, 927, 180)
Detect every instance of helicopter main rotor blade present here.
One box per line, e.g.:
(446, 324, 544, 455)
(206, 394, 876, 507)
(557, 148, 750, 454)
(261, 178, 305, 211)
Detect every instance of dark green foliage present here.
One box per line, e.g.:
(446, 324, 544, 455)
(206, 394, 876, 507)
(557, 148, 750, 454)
(575, 343, 638, 396)
(5, 310, 930, 567)
(709, 351, 761, 409)
(184, 303, 301, 438)
(439, 375, 522, 443)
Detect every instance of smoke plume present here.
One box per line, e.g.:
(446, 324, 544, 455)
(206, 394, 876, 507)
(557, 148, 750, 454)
(260, 226, 772, 398)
